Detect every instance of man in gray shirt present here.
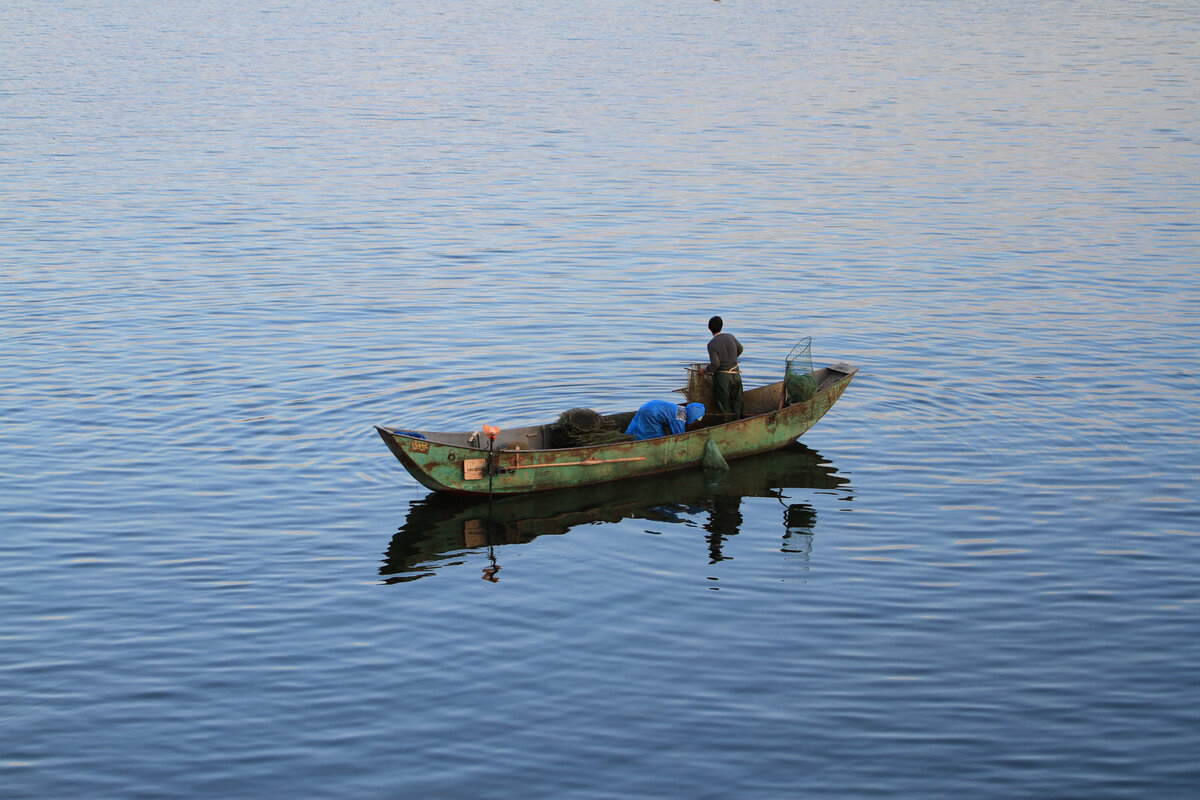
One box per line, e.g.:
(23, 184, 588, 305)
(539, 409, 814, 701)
(703, 315, 743, 420)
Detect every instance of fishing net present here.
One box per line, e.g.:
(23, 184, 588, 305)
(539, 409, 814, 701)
(785, 336, 817, 404)
(681, 364, 715, 408)
(702, 437, 729, 471)
(548, 408, 633, 447)
(564, 408, 602, 431)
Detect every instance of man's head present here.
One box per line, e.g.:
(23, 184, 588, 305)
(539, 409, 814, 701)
(708, 316, 723, 334)
(684, 403, 706, 427)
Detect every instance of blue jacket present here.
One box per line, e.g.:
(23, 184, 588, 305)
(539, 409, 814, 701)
(625, 401, 705, 440)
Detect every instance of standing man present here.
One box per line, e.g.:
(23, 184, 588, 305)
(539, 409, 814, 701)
(703, 316, 743, 420)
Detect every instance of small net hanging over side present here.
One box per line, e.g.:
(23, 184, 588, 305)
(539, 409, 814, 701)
(785, 336, 817, 404)
(702, 437, 729, 471)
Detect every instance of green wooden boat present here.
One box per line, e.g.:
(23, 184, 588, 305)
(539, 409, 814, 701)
(375, 362, 857, 497)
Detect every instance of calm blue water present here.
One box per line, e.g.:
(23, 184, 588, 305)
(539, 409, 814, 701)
(3, 1, 1199, 797)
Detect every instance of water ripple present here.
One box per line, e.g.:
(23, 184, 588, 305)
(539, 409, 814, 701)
(3, 1, 1200, 798)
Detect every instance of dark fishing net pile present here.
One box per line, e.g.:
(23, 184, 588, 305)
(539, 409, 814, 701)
(548, 408, 634, 448)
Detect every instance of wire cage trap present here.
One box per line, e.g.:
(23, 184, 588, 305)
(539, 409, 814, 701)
(784, 336, 817, 403)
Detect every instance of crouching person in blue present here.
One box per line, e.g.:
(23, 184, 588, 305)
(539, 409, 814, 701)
(625, 401, 706, 440)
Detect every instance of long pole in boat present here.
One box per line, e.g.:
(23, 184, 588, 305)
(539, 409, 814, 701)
(482, 424, 500, 581)
(483, 424, 499, 507)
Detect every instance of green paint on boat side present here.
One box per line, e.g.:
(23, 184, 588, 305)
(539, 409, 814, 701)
(377, 366, 857, 496)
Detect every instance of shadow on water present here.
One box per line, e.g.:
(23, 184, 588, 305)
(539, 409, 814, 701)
(380, 443, 851, 584)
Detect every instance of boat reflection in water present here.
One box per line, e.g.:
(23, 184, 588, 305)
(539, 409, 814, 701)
(380, 442, 851, 584)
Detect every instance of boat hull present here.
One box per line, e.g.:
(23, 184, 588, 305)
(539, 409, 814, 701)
(377, 365, 856, 496)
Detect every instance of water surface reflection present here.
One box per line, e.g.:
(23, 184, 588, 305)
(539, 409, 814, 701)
(381, 443, 850, 583)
